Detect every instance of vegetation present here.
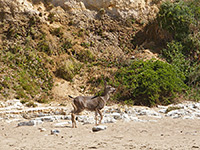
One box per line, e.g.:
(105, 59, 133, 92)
(113, 60, 187, 106)
(158, 0, 200, 101)
(165, 106, 181, 113)
(56, 58, 82, 81)
(0, 47, 53, 101)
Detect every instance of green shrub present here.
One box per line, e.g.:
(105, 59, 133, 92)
(61, 39, 73, 53)
(37, 40, 52, 55)
(26, 101, 37, 107)
(50, 27, 63, 37)
(56, 58, 82, 81)
(166, 106, 181, 113)
(113, 60, 187, 106)
(161, 41, 190, 76)
(0, 46, 53, 100)
(76, 49, 95, 63)
(158, 0, 194, 40)
(48, 13, 55, 23)
(158, 0, 200, 100)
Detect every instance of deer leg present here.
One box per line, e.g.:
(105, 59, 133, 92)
(71, 113, 77, 128)
(71, 103, 78, 128)
(95, 109, 98, 125)
(97, 109, 103, 124)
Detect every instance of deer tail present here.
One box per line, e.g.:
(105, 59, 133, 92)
(68, 95, 74, 99)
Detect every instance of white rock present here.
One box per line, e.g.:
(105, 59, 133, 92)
(157, 105, 168, 109)
(194, 113, 200, 118)
(129, 116, 139, 121)
(51, 129, 60, 135)
(54, 122, 70, 127)
(83, 116, 95, 124)
(194, 103, 200, 109)
(159, 109, 167, 113)
(102, 117, 116, 124)
(183, 116, 194, 120)
(64, 115, 71, 120)
(112, 113, 121, 120)
(121, 113, 131, 122)
(92, 125, 107, 132)
(172, 114, 181, 119)
(40, 116, 55, 122)
(18, 120, 43, 126)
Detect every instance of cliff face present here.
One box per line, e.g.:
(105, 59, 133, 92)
(51, 0, 159, 20)
(0, 0, 160, 102)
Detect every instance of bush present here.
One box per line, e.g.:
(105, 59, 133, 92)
(113, 60, 187, 106)
(76, 49, 95, 63)
(0, 47, 53, 100)
(56, 58, 82, 81)
(158, 0, 194, 40)
(161, 41, 190, 76)
(158, 0, 200, 101)
(158, 0, 200, 58)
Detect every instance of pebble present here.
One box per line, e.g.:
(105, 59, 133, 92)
(92, 125, 107, 132)
(38, 127, 46, 132)
(51, 129, 60, 135)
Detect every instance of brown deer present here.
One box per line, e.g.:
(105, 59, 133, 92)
(68, 82, 115, 128)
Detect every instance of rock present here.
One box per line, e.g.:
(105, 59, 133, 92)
(159, 109, 167, 113)
(122, 113, 130, 122)
(183, 116, 194, 120)
(157, 105, 168, 109)
(92, 125, 107, 132)
(54, 122, 71, 127)
(129, 116, 139, 121)
(102, 117, 116, 124)
(18, 120, 43, 126)
(38, 127, 46, 132)
(40, 116, 55, 122)
(172, 114, 181, 119)
(51, 129, 60, 135)
(112, 113, 121, 120)
(194, 113, 200, 118)
(136, 109, 160, 117)
(63, 115, 71, 120)
(51, 0, 159, 20)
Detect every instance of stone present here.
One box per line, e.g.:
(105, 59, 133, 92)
(51, 129, 60, 135)
(102, 117, 116, 124)
(54, 122, 71, 127)
(129, 116, 139, 121)
(92, 125, 107, 132)
(18, 120, 43, 126)
(40, 116, 55, 122)
(121, 113, 130, 122)
(38, 127, 46, 132)
(159, 109, 167, 113)
(112, 113, 121, 120)
(183, 116, 194, 120)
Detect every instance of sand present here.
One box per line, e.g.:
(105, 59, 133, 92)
(0, 117, 200, 150)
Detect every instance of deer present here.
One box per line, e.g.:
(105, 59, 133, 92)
(68, 82, 116, 128)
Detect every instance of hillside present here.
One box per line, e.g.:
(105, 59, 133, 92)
(0, 0, 199, 106)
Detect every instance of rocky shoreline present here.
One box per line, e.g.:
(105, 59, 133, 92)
(1, 99, 200, 128)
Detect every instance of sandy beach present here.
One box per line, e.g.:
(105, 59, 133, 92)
(0, 117, 200, 150)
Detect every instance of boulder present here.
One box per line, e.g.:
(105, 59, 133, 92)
(92, 125, 107, 132)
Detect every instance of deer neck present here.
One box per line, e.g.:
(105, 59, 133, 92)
(102, 92, 110, 101)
